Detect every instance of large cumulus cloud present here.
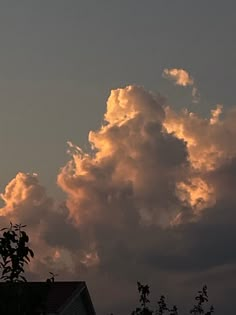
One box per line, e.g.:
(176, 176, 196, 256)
(0, 85, 236, 314)
(58, 85, 189, 228)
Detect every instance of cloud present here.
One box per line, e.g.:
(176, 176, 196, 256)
(163, 68, 200, 103)
(210, 104, 223, 125)
(1, 85, 236, 314)
(0, 172, 81, 276)
(191, 86, 200, 103)
(58, 85, 189, 228)
(164, 104, 236, 172)
(162, 68, 194, 87)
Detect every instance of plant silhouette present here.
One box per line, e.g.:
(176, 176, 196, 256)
(0, 224, 215, 315)
(132, 282, 153, 315)
(0, 222, 34, 282)
(0, 223, 35, 314)
(46, 271, 58, 283)
(0, 223, 52, 315)
(190, 285, 214, 315)
(131, 282, 214, 315)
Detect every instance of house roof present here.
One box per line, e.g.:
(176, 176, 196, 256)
(0, 281, 96, 314)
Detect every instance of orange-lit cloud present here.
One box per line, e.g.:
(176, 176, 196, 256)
(210, 104, 223, 125)
(176, 177, 215, 214)
(1, 84, 236, 314)
(163, 68, 194, 87)
(0, 172, 80, 276)
(58, 85, 187, 228)
(163, 68, 200, 103)
(163, 104, 236, 172)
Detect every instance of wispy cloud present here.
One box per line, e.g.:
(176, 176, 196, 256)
(163, 68, 200, 103)
(162, 68, 194, 86)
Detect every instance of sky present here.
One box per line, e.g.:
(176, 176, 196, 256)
(0, 1, 236, 314)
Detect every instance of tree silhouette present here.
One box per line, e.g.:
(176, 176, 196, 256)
(132, 282, 153, 315)
(131, 282, 214, 315)
(190, 285, 214, 315)
(0, 222, 34, 282)
(0, 223, 59, 315)
(0, 223, 35, 314)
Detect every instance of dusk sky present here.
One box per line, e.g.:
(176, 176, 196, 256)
(0, 1, 236, 314)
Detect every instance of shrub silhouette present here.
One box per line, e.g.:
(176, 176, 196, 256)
(190, 285, 214, 315)
(131, 282, 153, 315)
(131, 282, 214, 315)
(0, 223, 52, 315)
(0, 222, 34, 282)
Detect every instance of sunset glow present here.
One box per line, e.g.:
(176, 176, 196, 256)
(0, 2, 235, 314)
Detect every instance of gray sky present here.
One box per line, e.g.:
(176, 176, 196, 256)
(1, 2, 236, 314)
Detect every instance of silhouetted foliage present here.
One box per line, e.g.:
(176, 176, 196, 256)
(0, 223, 52, 314)
(0, 222, 34, 282)
(190, 285, 214, 315)
(0, 224, 215, 315)
(46, 271, 58, 283)
(132, 282, 153, 315)
(131, 282, 214, 315)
